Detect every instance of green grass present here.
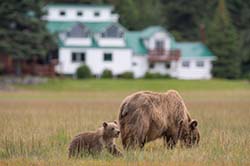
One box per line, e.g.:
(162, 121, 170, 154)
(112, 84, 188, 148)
(0, 79, 250, 165)
(17, 78, 250, 92)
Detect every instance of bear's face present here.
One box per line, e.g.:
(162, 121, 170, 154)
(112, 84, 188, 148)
(179, 120, 200, 148)
(103, 121, 120, 138)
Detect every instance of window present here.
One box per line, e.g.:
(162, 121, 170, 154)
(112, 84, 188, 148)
(72, 52, 85, 62)
(59, 11, 66, 16)
(182, 61, 190, 67)
(132, 62, 137, 66)
(104, 53, 112, 61)
(149, 63, 154, 69)
(101, 25, 124, 38)
(94, 11, 100, 17)
(196, 61, 204, 67)
(67, 24, 90, 38)
(155, 40, 164, 50)
(165, 62, 171, 69)
(77, 11, 83, 16)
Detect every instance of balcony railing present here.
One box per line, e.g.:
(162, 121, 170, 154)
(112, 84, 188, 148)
(148, 49, 180, 62)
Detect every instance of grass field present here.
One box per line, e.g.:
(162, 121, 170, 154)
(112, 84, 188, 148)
(0, 79, 250, 165)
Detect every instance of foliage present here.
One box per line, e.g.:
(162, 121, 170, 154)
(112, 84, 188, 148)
(144, 72, 171, 79)
(118, 72, 134, 79)
(207, 0, 241, 79)
(76, 65, 92, 79)
(101, 69, 113, 79)
(0, 63, 4, 75)
(0, 1, 56, 59)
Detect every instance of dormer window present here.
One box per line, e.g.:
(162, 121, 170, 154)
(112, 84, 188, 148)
(94, 11, 100, 17)
(77, 11, 83, 16)
(59, 11, 66, 16)
(67, 24, 90, 38)
(155, 40, 164, 50)
(101, 25, 124, 38)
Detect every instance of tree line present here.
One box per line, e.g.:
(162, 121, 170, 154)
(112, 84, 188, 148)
(0, 0, 250, 79)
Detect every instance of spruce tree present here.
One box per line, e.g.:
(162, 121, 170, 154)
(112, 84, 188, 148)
(0, 0, 56, 75)
(207, 0, 241, 79)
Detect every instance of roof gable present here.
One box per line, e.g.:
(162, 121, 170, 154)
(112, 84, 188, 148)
(125, 32, 147, 54)
(140, 26, 165, 39)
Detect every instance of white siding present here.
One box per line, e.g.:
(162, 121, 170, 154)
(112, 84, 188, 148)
(175, 58, 213, 79)
(55, 48, 132, 76)
(148, 61, 178, 76)
(95, 36, 126, 47)
(44, 7, 118, 22)
(132, 55, 148, 78)
(64, 38, 92, 46)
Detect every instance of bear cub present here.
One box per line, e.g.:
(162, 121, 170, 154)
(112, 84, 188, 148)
(68, 121, 123, 158)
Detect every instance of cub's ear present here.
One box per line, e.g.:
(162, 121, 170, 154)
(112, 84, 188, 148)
(103, 122, 108, 128)
(114, 120, 118, 124)
(190, 120, 198, 130)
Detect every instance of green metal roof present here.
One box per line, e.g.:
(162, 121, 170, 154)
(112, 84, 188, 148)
(125, 32, 147, 54)
(141, 26, 165, 39)
(47, 21, 115, 33)
(176, 42, 215, 59)
(45, 3, 113, 9)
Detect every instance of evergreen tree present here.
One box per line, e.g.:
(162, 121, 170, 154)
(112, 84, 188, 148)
(207, 0, 241, 79)
(0, 0, 56, 75)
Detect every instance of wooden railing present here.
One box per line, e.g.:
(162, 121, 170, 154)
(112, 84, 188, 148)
(148, 49, 180, 62)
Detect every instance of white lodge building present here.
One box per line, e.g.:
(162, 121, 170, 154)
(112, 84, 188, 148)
(45, 4, 215, 79)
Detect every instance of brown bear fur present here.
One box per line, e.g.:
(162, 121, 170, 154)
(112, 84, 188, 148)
(118, 90, 200, 149)
(68, 121, 123, 158)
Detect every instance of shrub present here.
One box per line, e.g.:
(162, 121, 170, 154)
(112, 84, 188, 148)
(119, 72, 134, 79)
(76, 65, 92, 79)
(144, 72, 171, 79)
(101, 69, 113, 78)
(0, 63, 4, 75)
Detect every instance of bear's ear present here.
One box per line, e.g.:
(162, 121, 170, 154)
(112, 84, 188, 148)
(114, 120, 118, 124)
(189, 120, 198, 130)
(103, 122, 108, 128)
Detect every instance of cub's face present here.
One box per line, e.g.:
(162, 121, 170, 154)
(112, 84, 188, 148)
(103, 121, 120, 138)
(179, 120, 200, 148)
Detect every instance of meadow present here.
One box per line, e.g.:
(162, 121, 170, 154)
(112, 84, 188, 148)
(0, 79, 249, 166)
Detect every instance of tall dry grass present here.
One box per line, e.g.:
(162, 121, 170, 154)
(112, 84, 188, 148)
(0, 89, 249, 165)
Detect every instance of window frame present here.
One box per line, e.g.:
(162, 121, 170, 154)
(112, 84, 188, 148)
(59, 11, 66, 16)
(101, 25, 124, 38)
(94, 11, 100, 17)
(103, 53, 112, 62)
(77, 11, 83, 16)
(196, 60, 204, 67)
(155, 40, 165, 50)
(72, 52, 86, 63)
(165, 62, 171, 69)
(182, 61, 190, 68)
(149, 63, 155, 69)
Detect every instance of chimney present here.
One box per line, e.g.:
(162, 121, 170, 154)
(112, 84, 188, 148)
(199, 24, 206, 43)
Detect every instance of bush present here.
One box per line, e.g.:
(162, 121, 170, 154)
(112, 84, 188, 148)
(76, 65, 92, 79)
(144, 72, 171, 79)
(119, 72, 134, 79)
(0, 63, 4, 75)
(101, 69, 113, 78)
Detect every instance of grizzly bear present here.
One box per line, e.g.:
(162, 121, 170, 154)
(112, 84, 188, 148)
(68, 121, 123, 158)
(118, 90, 200, 149)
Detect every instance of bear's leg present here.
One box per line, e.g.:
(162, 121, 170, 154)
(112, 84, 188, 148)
(108, 144, 123, 157)
(163, 135, 177, 149)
